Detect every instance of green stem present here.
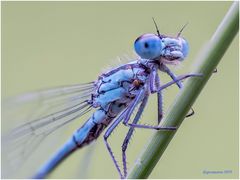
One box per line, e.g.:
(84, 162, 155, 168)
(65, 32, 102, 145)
(128, 1, 239, 179)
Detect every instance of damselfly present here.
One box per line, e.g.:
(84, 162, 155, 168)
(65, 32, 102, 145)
(2, 19, 201, 179)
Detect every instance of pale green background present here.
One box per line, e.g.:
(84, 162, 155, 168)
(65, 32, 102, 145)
(2, 1, 238, 179)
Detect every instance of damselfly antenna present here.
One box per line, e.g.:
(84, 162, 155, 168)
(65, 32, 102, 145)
(152, 17, 160, 37)
(177, 22, 189, 37)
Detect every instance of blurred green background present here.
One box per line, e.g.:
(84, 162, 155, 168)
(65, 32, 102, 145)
(2, 1, 238, 179)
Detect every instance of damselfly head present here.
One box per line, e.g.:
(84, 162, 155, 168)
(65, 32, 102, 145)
(134, 33, 189, 65)
(134, 33, 163, 60)
(134, 20, 189, 64)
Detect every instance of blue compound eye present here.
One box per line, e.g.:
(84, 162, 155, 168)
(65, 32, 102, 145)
(179, 37, 189, 58)
(134, 34, 162, 59)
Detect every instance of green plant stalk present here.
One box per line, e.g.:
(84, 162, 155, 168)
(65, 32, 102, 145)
(128, 1, 239, 179)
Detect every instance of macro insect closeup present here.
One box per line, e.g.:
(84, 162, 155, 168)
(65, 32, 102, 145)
(2, 17, 201, 178)
(2, 2, 238, 179)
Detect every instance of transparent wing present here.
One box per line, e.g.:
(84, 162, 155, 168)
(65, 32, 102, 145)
(2, 82, 95, 177)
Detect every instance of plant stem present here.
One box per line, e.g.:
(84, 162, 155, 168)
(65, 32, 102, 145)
(128, 1, 239, 179)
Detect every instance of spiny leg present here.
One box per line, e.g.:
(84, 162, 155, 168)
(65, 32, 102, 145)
(104, 89, 148, 179)
(158, 73, 202, 91)
(157, 91, 163, 124)
(154, 70, 164, 124)
(123, 73, 202, 130)
(103, 108, 129, 179)
(149, 67, 163, 124)
(161, 64, 183, 89)
(123, 87, 176, 130)
(149, 66, 158, 93)
(120, 73, 201, 177)
(186, 108, 194, 117)
(161, 64, 197, 118)
(121, 94, 149, 178)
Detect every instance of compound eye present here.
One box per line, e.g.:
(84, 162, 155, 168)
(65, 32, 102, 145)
(134, 34, 162, 59)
